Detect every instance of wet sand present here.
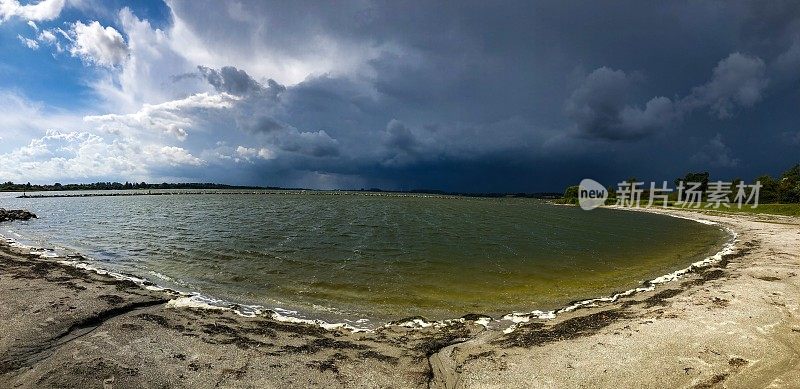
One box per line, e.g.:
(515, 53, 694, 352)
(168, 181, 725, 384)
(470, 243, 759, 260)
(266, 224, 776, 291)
(0, 208, 798, 388)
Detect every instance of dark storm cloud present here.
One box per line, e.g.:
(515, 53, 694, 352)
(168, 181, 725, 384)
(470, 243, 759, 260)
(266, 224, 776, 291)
(565, 52, 771, 141)
(198, 65, 262, 95)
(171, 0, 800, 191)
(248, 116, 285, 133)
(691, 134, 740, 168)
(192, 66, 342, 159)
(384, 119, 419, 154)
(275, 130, 340, 158)
(197, 65, 286, 98)
(683, 53, 769, 118)
(738, 0, 800, 53)
(563, 67, 662, 141)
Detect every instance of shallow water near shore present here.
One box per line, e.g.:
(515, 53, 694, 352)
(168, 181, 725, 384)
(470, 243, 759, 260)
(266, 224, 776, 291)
(0, 190, 728, 326)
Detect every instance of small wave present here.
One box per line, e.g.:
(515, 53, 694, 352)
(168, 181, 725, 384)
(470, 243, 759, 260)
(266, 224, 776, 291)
(0, 211, 737, 334)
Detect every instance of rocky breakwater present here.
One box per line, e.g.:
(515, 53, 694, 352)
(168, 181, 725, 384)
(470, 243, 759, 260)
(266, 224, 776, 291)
(0, 209, 37, 222)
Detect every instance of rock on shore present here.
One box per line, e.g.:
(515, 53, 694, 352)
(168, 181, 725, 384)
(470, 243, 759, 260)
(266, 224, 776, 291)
(0, 209, 37, 222)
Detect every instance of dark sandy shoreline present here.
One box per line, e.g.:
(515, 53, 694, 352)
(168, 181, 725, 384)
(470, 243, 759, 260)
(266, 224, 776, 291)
(1, 209, 799, 388)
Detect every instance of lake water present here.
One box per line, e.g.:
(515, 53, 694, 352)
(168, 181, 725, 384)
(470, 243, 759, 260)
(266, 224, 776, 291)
(0, 190, 728, 326)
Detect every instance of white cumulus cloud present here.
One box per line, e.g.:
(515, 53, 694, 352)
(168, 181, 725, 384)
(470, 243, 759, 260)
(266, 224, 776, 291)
(235, 145, 275, 162)
(84, 92, 238, 141)
(17, 34, 39, 49)
(38, 29, 56, 42)
(0, 0, 65, 22)
(0, 130, 204, 183)
(146, 145, 205, 167)
(69, 20, 129, 67)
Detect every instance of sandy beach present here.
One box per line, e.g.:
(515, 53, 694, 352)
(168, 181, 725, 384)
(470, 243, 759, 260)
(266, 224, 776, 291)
(1, 207, 799, 388)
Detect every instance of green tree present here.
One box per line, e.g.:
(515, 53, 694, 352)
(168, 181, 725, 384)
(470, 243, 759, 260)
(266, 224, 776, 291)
(757, 175, 779, 203)
(674, 172, 709, 201)
(563, 185, 579, 199)
(778, 164, 800, 203)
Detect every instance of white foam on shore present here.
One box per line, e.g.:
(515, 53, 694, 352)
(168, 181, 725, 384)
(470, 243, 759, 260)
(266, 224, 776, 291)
(268, 310, 371, 332)
(391, 315, 495, 330)
(0, 210, 738, 334)
(394, 318, 438, 328)
(59, 259, 179, 293)
(502, 310, 557, 324)
(474, 316, 493, 327)
(167, 296, 229, 311)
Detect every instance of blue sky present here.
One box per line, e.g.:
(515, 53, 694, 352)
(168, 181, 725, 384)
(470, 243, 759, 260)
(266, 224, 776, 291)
(0, 1, 167, 108)
(1, 0, 799, 191)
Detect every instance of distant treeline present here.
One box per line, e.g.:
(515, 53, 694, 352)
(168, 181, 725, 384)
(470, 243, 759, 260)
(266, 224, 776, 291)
(561, 163, 800, 204)
(0, 181, 271, 192)
(0, 180, 562, 199)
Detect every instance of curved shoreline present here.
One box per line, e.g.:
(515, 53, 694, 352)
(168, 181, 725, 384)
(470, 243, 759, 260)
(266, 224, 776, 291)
(0, 206, 734, 334)
(1, 207, 798, 387)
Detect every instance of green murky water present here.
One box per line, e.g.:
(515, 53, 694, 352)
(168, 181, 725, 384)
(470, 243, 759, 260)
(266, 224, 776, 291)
(0, 191, 728, 326)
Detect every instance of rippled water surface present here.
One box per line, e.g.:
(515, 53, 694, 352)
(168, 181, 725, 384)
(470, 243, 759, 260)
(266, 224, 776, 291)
(0, 190, 728, 325)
